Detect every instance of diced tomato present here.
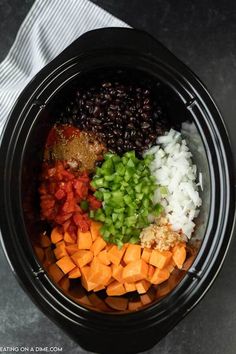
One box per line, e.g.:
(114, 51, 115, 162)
(39, 160, 99, 238)
(88, 195, 102, 209)
(55, 189, 65, 200)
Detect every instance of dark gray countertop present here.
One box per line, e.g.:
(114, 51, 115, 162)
(0, 1, 236, 353)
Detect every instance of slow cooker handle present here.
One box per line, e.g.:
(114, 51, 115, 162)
(57, 27, 183, 70)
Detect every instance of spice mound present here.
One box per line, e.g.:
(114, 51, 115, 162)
(140, 223, 186, 251)
(44, 124, 106, 171)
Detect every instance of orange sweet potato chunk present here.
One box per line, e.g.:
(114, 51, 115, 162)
(80, 266, 97, 291)
(149, 249, 172, 269)
(90, 221, 103, 241)
(77, 230, 93, 250)
(44, 246, 56, 267)
(48, 263, 64, 283)
(88, 257, 112, 285)
(136, 279, 151, 294)
(124, 282, 136, 293)
(54, 241, 68, 260)
(150, 268, 170, 285)
(56, 256, 76, 274)
(59, 277, 70, 292)
(122, 259, 148, 283)
(172, 243, 186, 269)
(33, 246, 44, 263)
(91, 237, 107, 256)
(123, 244, 141, 264)
(105, 297, 128, 311)
(39, 233, 51, 248)
(93, 284, 105, 292)
(69, 287, 93, 307)
(141, 248, 152, 263)
(147, 265, 155, 281)
(97, 250, 111, 265)
(66, 244, 78, 256)
(88, 293, 110, 311)
(107, 244, 126, 265)
(71, 250, 93, 268)
(106, 280, 126, 296)
(157, 282, 172, 298)
(128, 301, 142, 311)
(51, 227, 63, 244)
(140, 291, 155, 305)
(64, 231, 76, 244)
(68, 266, 81, 279)
(112, 264, 124, 283)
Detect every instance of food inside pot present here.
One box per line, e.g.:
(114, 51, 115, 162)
(33, 78, 201, 312)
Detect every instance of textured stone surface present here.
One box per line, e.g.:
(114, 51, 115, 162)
(0, 0, 236, 353)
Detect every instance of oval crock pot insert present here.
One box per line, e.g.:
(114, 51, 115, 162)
(21, 66, 210, 313)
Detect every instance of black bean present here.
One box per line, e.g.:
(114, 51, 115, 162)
(143, 98, 150, 105)
(143, 104, 151, 111)
(135, 139, 143, 147)
(127, 123, 135, 129)
(141, 122, 151, 129)
(102, 82, 112, 88)
(90, 118, 101, 125)
(93, 106, 101, 117)
(58, 79, 169, 155)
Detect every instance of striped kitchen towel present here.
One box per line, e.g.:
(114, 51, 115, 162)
(0, 0, 128, 134)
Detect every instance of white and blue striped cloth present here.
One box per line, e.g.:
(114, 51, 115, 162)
(0, 0, 128, 134)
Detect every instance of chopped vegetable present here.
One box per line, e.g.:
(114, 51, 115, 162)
(91, 151, 163, 246)
(56, 256, 76, 274)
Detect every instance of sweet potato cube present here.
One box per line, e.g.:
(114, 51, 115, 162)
(107, 244, 126, 265)
(112, 264, 124, 283)
(122, 259, 148, 283)
(147, 265, 155, 281)
(93, 284, 105, 292)
(66, 244, 78, 256)
(80, 266, 97, 291)
(157, 282, 172, 298)
(90, 221, 102, 241)
(88, 293, 110, 311)
(77, 230, 93, 250)
(136, 279, 151, 294)
(51, 227, 63, 244)
(56, 256, 76, 274)
(48, 263, 64, 283)
(128, 301, 142, 311)
(106, 280, 126, 296)
(150, 268, 170, 285)
(68, 266, 81, 279)
(141, 248, 152, 263)
(44, 246, 56, 267)
(140, 291, 155, 305)
(97, 250, 111, 265)
(54, 241, 68, 260)
(172, 244, 186, 269)
(33, 246, 44, 263)
(166, 260, 175, 273)
(105, 297, 128, 311)
(123, 244, 141, 264)
(59, 277, 70, 292)
(71, 250, 93, 268)
(124, 282, 136, 293)
(149, 249, 172, 269)
(39, 233, 51, 248)
(64, 231, 76, 244)
(91, 237, 107, 256)
(88, 257, 112, 286)
(69, 287, 92, 307)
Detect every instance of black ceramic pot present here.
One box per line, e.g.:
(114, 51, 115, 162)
(0, 28, 235, 354)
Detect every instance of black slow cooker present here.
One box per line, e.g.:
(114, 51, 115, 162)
(0, 28, 235, 354)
